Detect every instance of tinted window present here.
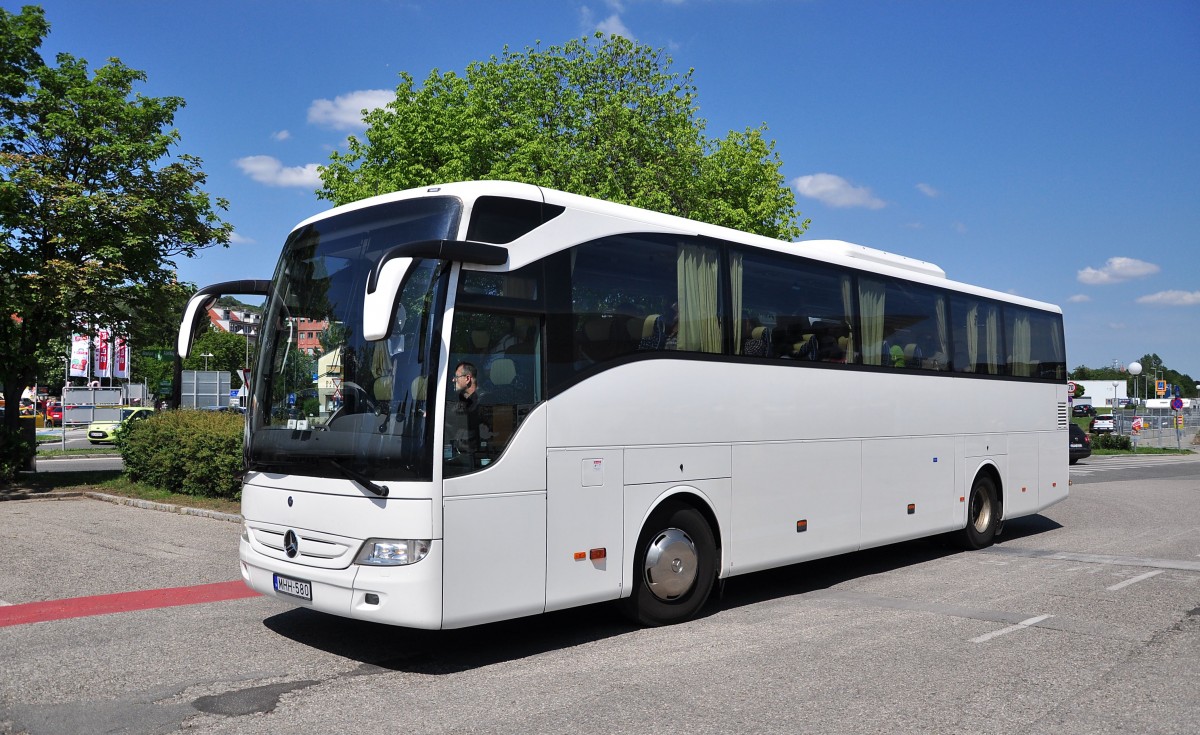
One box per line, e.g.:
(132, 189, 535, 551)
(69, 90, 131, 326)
(859, 277, 950, 370)
(1006, 305, 1066, 379)
(565, 234, 723, 373)
(733, 248, 855, 363)
(949, 295, 1006, 375)
(465, 196, 565, 244)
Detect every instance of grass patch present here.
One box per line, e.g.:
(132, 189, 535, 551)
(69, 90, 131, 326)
(35, 446, 122, 458)
(1093, 447, 1192, 456)
(6, 469, 241, 515)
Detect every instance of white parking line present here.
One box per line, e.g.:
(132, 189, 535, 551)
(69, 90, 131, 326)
(971, 614, 1053, 644)
(1106, 570, 1163, 591)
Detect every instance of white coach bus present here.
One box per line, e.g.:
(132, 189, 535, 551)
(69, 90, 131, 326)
(178, 180, 1068, 629)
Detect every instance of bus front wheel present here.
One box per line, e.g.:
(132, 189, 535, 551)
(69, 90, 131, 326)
(957, 474, 1000, 550)
(622, 502, 717, 627)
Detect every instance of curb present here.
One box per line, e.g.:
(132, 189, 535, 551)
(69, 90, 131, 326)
(0, 488, 242, 524)
(83, 492, 244, 523)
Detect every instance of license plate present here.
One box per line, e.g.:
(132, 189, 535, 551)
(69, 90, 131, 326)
(273, 573, 312, 601)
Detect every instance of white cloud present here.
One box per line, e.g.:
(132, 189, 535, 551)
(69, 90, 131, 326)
(1135, 290, 1200, 306)
(792, 173, 885, 209)
(307, 89, 394, 131)
(916, 182, 940, 198)
(1067, 294, 1091, 303)
(229, 231, 255, 245)
(1077, 257, 1160, 285)
(597, 14, 633, 37)
(235, 155, 321, 188)
(271, 130, 291, 142)
(582, 3, 634, 39)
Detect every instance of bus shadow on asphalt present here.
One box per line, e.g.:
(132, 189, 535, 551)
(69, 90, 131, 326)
(262, 515, 1063, 674)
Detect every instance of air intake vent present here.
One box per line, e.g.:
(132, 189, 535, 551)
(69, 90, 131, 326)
(1057, 402, 1069, 429)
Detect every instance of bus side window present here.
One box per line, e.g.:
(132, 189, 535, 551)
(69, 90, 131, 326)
(445, 310, 543, 476)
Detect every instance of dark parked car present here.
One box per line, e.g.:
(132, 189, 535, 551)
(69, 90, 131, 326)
(1072, 404, 1096, 417)
(1069, 423, 1092, 465)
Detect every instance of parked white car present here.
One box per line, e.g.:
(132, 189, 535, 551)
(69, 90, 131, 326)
(1089, 414, 1115, 434)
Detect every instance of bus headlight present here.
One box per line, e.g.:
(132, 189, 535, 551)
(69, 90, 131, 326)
(355, 538, 431, 566)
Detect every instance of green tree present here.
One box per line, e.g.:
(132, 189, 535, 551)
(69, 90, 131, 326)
(0, 6, 231, 465)
(319, 33, 808, 241)
(187, 328, 252, 376)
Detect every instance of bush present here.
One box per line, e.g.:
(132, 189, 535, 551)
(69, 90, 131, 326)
(1092, 432, 1131, 450)
(118, 410, 244, 498)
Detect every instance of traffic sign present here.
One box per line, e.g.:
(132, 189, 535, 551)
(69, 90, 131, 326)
(1067, 381, 1077, 394)
(1171, 397, 1183, 411)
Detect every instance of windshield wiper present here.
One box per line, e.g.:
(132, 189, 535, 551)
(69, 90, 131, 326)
(329, 459, 390, 497)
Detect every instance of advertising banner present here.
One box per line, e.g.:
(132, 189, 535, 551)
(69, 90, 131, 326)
(95, 328, 112, 378)
(113, 336, 129, 379)
(70, 333, 91, 377)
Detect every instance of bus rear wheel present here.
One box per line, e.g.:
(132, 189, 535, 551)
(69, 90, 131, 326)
(622, 502, 716, 627)
(957, 474, 999, 549)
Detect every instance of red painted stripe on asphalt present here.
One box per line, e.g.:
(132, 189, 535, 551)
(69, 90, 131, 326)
(0, 581, 259, 628)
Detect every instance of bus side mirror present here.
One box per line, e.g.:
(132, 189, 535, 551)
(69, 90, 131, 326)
(363, 256, 413, 342)
(178, 292, 217, 359)
(177, 280, 272, 357)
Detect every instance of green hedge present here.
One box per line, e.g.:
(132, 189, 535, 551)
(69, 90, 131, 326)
(1092, 432, 1131, 450)
(118, 410, 245, 498)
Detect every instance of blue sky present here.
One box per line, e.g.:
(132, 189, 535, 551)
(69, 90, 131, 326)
(18, 0, 1200, 377)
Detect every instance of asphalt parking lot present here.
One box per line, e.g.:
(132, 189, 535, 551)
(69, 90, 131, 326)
(2, 454, 1198, 735)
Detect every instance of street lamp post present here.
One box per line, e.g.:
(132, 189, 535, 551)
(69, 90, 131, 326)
(201, 352, 214, 371)
(1129, 361, 1142, 411)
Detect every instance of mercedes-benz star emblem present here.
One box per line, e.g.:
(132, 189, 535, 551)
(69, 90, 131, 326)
(284, 530, 299, 558)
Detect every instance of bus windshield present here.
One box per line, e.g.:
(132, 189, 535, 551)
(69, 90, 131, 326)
(248, 196, 461, 482)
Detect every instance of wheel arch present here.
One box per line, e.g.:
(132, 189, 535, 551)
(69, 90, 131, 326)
(629, 486, 725, 587)
(970, 460, 1004, 522)
(644, 487, 723, 553)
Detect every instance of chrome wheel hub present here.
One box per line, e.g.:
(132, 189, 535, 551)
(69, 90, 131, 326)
(643, 528, 697, 601)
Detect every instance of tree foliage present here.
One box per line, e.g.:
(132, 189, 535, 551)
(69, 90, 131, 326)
(319, 33, 808, 241)
(0, 6, 230, 456)
(1070, 353, 1196, 399)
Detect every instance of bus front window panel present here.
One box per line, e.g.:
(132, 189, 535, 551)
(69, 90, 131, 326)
(247, 201, 458, 481)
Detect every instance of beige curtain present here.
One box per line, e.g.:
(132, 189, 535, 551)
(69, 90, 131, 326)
(859, 279, 885, 366)
(965, 303, 979, 372)
(985, 305, 1001, 375)
(1049, 319, 1064, 379)
(677, 243, 721, 353)
(1010, 313, 1032, 377)
(730, 252, 744, 354)
(841, 276, 855, 362)
(934, 297, 949, 368)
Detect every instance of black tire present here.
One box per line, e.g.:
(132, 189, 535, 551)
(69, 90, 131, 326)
(621, 502, 717, 626)
(956, 474, 999, 549)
